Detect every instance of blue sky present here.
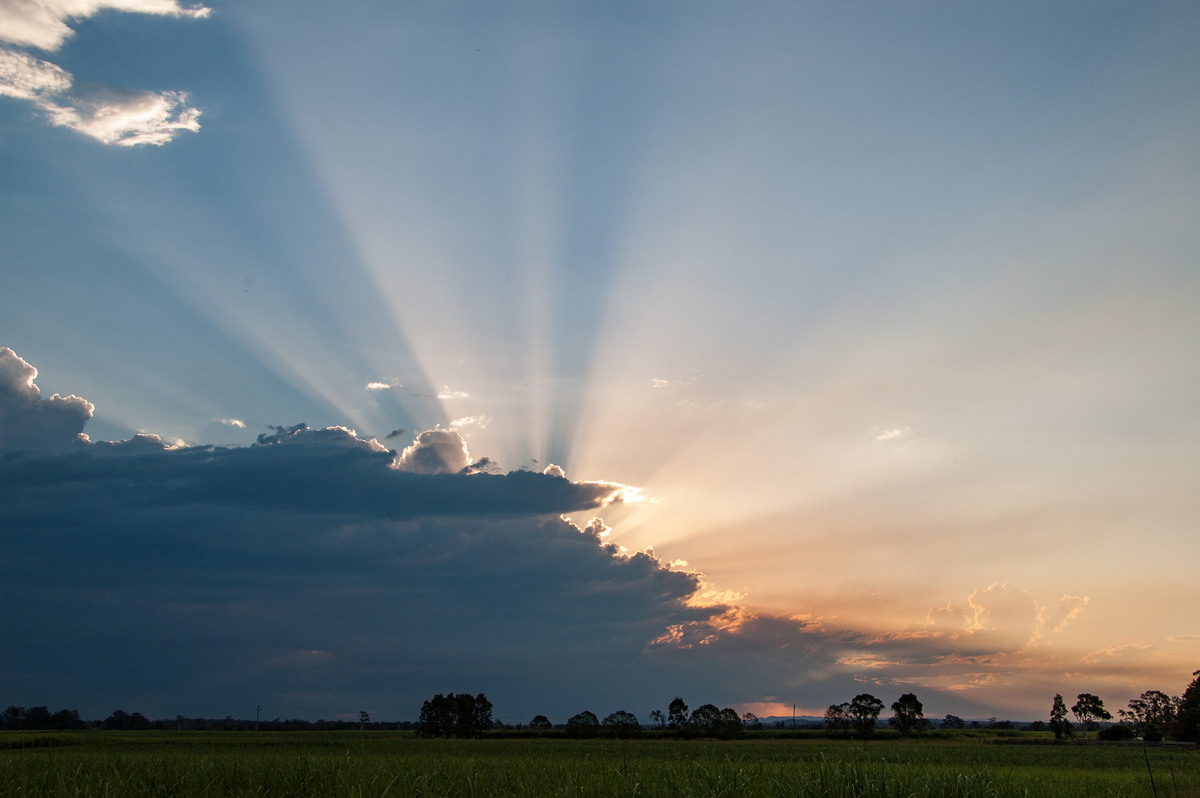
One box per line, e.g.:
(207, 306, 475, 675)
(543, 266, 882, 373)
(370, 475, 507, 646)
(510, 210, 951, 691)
(3, 1, 1199, 724)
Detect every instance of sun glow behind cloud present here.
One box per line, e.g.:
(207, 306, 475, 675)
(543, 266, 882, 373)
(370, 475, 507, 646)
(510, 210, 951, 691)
(219, 5, 1200, 707)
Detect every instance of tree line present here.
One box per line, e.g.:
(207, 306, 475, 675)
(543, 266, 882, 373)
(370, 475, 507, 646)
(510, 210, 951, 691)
(7, 668, 1197, 740)
(815, 669, 1200, 743)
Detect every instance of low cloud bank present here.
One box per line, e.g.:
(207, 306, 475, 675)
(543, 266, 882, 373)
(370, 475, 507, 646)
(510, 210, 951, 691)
(1, 349, 1116, 722)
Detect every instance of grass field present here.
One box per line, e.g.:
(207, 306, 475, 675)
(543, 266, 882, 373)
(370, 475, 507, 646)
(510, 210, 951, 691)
(1, 731, 1196, 797)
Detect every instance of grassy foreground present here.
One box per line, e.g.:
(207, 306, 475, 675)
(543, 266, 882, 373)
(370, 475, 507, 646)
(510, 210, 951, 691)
(1, 731, 1196, 797)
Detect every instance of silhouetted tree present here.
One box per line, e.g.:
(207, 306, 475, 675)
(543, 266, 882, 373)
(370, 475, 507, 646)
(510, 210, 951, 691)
(1050, 694, 1072, 740)
(103, 710, 150, 730)
(890, 693, 925, 735)
(648, 709, 666, 729)
(667, 697, 689, 730)
(1174, 670, 1200, 743)
(1071, 693, 1110, 738)
(741, 711, 761, 730)
(528, 715, 552, 732)
(941, 714, 965, 730)
(565, 710, 600, 738)
(1119, 690, 1179, 739)
(848, 694, 884, 737)
(689, 704, 721, 734)
(824, 703, 851, 737)
(602, 710, 640, 738)
(418, 692, 492, 737)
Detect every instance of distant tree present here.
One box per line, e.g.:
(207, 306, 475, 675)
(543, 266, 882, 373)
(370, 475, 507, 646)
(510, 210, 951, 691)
(941, 714, 965, 730)
(418, 692, 492, 738)
(848, 694, 884, 737)
(24, 707, 53, 729)
(1050, 694, 1073, 740)
(741, 711, 761, 730)
(529, 715, 552, 732)
(667, 697, 689, 730)
(890, 693, 925, 735)
(602, 710, 641, 738)
(1098, 724, 1136, 741)
(824, 703, 851, 737)
(1119, 690, 1180, 739)
(565, 710, 600, 738)
(359, 711, 369, 731)
(1174, 670, 1200, 743)
(648, 709, 666, 729)
(103, 710, 150, 731)
(1071, 693, 1110, 738)
(715, 708, 745, 739)
(688, 704, 722, 735)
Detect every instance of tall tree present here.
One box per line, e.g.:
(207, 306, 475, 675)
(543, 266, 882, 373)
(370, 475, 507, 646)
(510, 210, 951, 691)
(1174, 670, 1200, 743)
(890, 693, 925, 735)
(1050, 694, 1072, 740)
(1071, 693, 1111, 738)
(528, 715, 552, 732)
(667, 697, 689, 730)
(848, 694, 885, 737)
(1119, 690, 1180, 740)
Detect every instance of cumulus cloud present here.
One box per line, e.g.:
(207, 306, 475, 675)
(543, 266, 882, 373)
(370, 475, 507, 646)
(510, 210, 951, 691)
(395, 428, 471, 474)
(0, 347, 93, 451)
(1, 352, 701, 719)
(0, 0, 207, 145)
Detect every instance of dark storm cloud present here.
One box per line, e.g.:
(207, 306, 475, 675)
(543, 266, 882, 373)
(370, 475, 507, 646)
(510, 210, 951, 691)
(1, 351, 1086, 722)
(0, 350, 715, 719)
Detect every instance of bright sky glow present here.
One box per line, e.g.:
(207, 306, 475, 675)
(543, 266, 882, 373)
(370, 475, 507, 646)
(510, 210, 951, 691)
(2, 0, 1198, 724)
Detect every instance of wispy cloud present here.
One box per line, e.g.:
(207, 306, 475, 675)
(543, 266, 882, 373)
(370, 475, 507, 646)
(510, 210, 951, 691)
(0, 0, 210, 51)
(0, 0, 208, 145)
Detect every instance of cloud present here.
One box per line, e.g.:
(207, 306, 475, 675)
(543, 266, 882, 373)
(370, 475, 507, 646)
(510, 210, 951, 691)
(0, 1, 207, 145)
(1, 352, 704, 719)
(0, 347, 93, 452)
(0, 0, 210, 51)
(437, 386, 470, 400)
(215, 418, 246, 428)
(0, 352, 1153, 722)
(395, 428, 471, 474)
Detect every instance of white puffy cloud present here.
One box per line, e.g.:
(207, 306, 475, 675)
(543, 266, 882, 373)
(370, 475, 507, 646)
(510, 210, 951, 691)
(0, 0, 210, 51)
(0, 347, 93, 451)
(395, 428, 471, 474)
(0, 0, 207, 145)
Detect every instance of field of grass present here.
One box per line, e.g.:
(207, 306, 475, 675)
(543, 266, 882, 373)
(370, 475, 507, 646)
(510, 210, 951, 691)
(1, 730, 1196, 797)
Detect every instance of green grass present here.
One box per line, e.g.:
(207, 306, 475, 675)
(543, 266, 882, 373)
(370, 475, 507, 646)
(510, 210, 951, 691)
(1, 731, 1196, 797)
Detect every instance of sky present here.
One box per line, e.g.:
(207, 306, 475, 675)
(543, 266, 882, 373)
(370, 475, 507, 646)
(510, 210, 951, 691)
(2, 0, 1199, 725)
